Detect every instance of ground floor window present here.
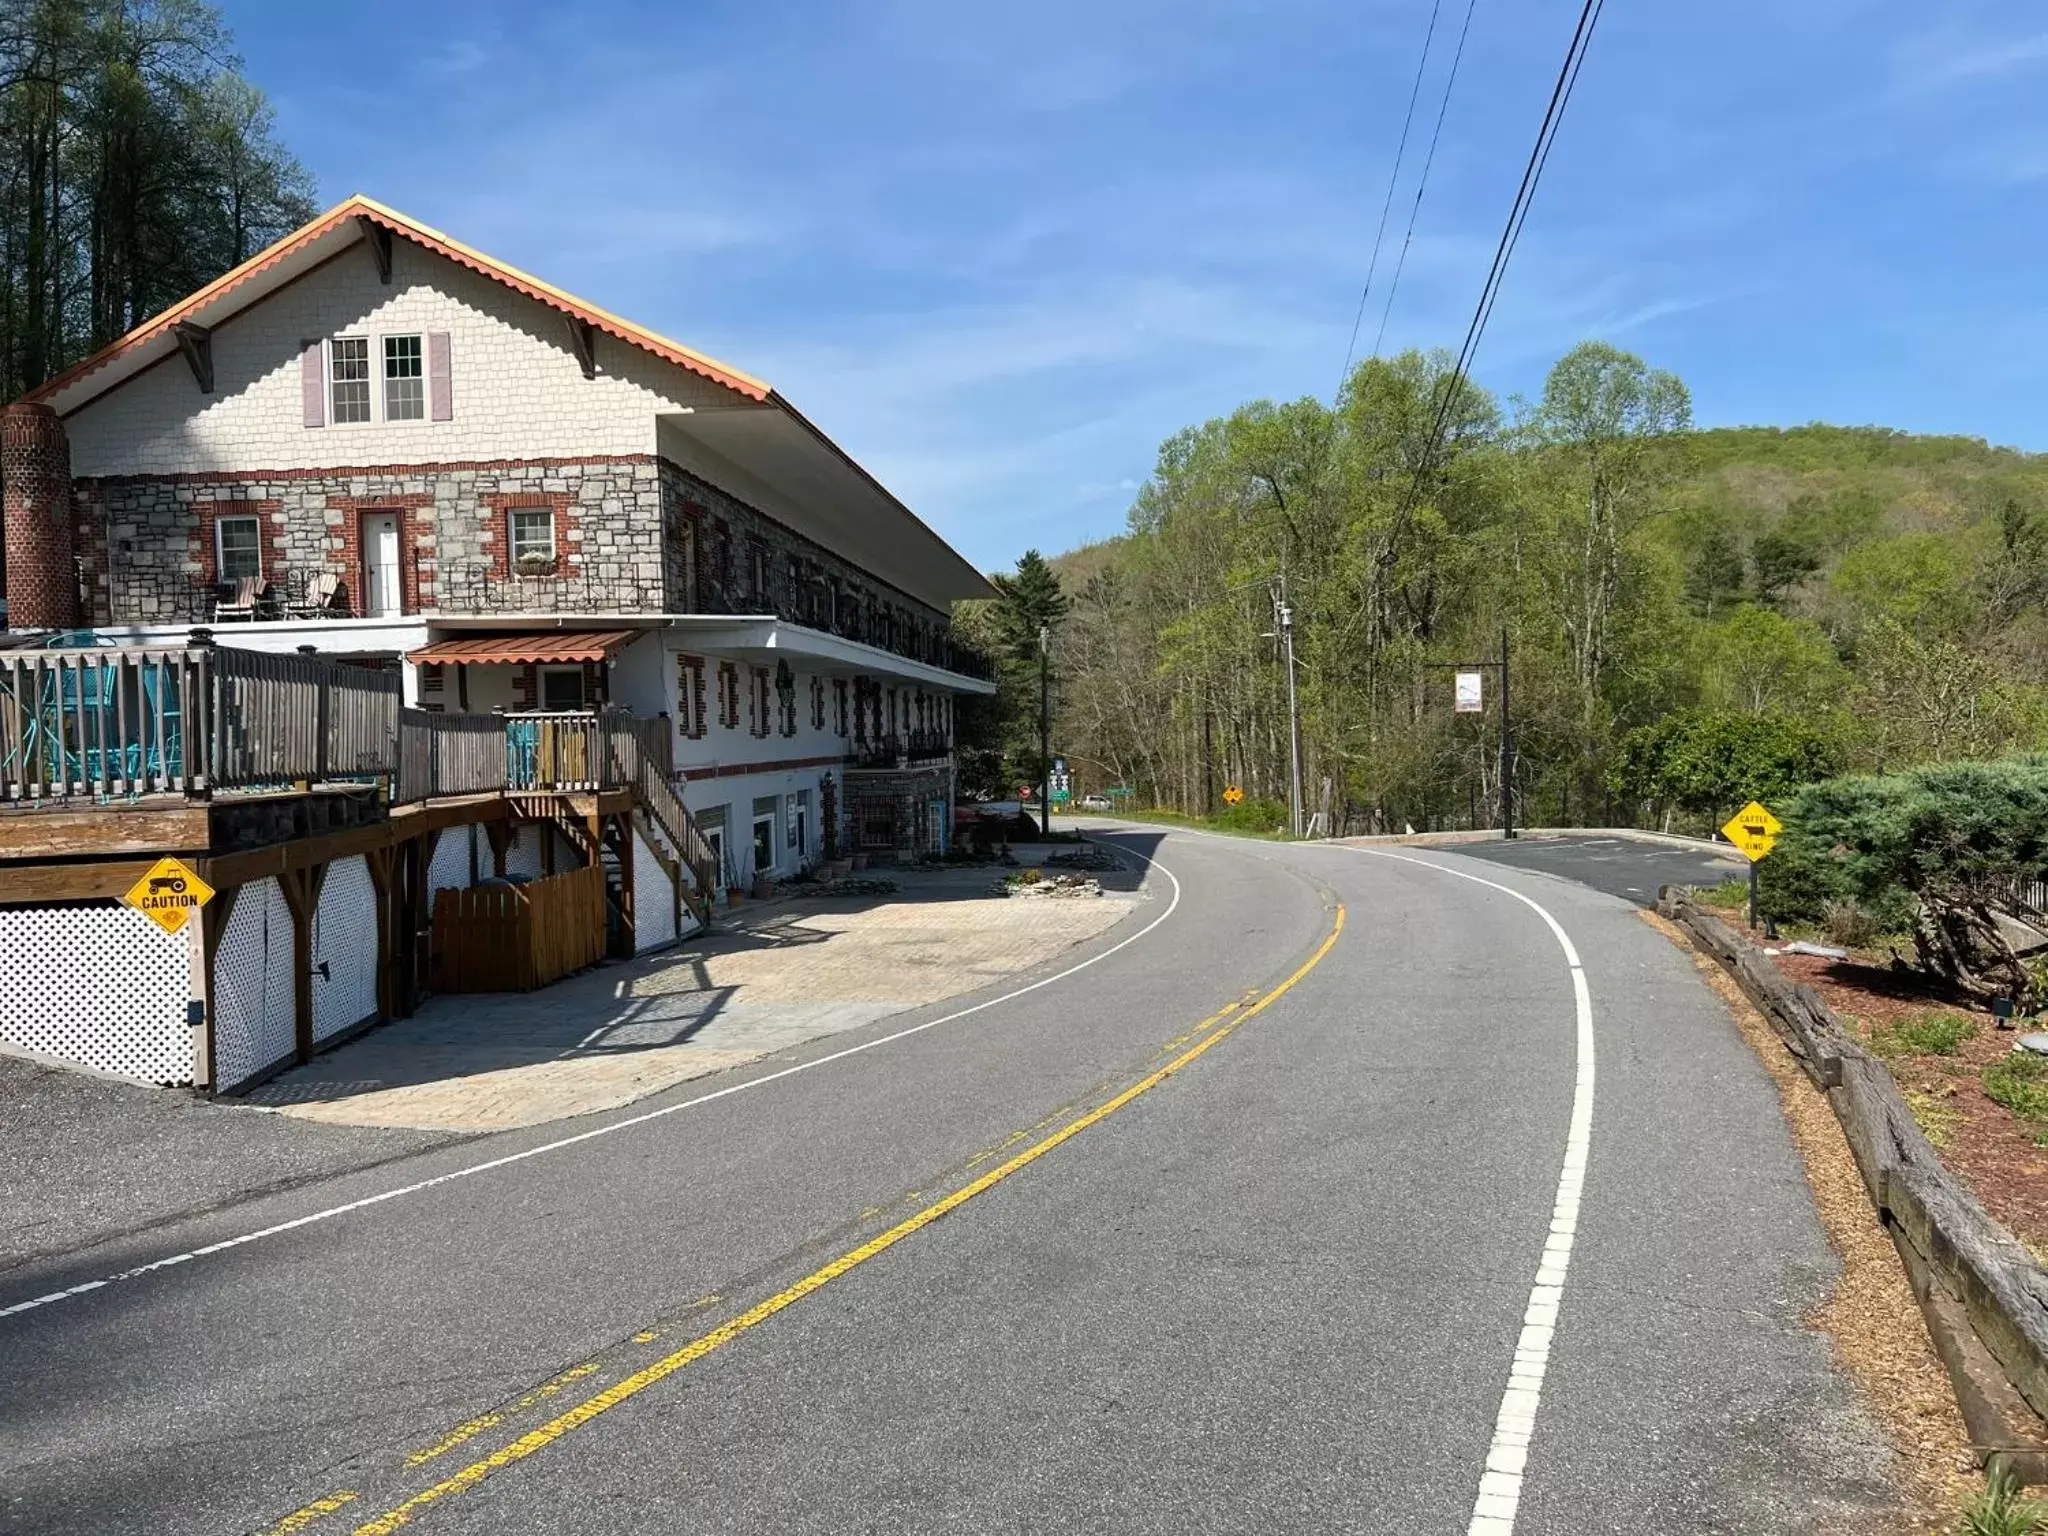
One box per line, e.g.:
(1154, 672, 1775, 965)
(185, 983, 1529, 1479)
(752, 794, 779, 875)
(540, 667, 585, 711)
(795, 788, 812, 860)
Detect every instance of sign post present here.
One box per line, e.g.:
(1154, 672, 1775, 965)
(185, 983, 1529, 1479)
(1719, 800, 1783, 930)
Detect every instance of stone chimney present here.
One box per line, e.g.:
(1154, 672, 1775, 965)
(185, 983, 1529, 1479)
(2, 401, 77, 630)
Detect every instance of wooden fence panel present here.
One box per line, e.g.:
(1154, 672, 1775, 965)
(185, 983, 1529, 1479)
(430, 865, 604, 992)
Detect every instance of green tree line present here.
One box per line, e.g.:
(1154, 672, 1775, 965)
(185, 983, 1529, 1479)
(0, 0, 314, 400)
(1003, 342, 2048, 833)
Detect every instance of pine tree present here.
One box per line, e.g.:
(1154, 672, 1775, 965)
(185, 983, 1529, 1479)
(989, 549, 1070, 661)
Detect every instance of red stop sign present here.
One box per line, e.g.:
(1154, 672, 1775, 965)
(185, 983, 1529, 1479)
(1019, 785, 1034, 800)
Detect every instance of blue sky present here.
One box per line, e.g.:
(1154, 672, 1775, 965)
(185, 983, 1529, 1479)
(227, 0, 2048, 573)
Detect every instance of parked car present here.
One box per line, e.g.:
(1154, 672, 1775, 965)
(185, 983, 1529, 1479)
(1078, 794, 1113, 812)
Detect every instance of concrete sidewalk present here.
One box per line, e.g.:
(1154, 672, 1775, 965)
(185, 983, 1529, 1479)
(245, 851, 1147, 1132)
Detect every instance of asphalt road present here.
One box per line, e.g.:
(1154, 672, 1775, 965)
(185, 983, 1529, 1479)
(0, 826, 1895, 1535)
(1452, 832, 1745, 906)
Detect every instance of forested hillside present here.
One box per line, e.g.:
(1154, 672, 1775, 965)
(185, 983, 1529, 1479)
(0, 0, 314, 400)
(1030, 343, 2048, 833)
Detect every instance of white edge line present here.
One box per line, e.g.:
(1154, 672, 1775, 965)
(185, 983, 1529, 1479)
(1, 840, 1183, 1324)
(1325, 843, 1592, 1536)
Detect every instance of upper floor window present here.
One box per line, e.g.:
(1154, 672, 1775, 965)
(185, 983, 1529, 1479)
(384, 334, 424, 421)
(216, 514, 262, 581)
(510, 507, 555, 565)
(330, 337, 371, 423)
(749, 542, 769, 608)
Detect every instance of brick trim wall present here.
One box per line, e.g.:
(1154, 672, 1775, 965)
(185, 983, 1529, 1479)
(481, 490, 575, 580)
(192, 498, 285, 585)
(329, 494, 434, 613)
(716, 662, 739, 729)
(677, 654, 707, 738)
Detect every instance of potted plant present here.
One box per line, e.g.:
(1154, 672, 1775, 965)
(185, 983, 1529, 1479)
(515, 552, 557, 577)
(752, 871, 776, 900)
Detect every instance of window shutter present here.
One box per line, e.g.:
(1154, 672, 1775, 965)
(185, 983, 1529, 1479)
(300, 340, 325, 427)
(427, 332, 453, 420)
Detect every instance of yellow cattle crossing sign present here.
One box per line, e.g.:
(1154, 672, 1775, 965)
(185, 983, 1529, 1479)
(1721, 801, 1782, 863)
(1223, 785, 1245, 806)
(122, 856, 215, 936)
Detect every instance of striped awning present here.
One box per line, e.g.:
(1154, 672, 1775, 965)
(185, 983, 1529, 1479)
(406, 630, 642, 666)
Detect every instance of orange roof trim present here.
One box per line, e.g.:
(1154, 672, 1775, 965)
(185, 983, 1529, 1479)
(26, 193, 772, 408)
(407, 630, 643, 667)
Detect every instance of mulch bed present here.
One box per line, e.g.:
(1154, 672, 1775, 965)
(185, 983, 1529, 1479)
(1772, 948, 2048, 1253)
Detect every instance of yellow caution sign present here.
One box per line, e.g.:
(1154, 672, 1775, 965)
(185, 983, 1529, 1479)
(1720, 800, 1783, 863)
(123, 856, 215, 936)
(1223, 785, 1245, 806)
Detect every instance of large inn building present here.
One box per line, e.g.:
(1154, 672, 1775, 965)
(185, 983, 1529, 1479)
(0, 194, 996, 890)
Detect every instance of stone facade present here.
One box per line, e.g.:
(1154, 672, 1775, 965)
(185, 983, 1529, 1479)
(70, 454, 675, 624)
(60, 450, 969, 660)
(659, 459, 949, 648)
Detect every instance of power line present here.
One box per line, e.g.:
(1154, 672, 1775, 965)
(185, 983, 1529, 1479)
(1336, 0, 1446, 400)
(1406, 0, 1607, 503)
(1369, 0, 1482, 361)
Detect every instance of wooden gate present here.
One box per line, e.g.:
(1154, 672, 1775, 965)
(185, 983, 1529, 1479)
(431, 865, 605, 992)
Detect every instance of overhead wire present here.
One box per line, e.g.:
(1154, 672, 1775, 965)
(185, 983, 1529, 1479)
(1402, 0, 1607, 506)
(1336, 0, 1447, 400)
(1368, 0, 1482, 362)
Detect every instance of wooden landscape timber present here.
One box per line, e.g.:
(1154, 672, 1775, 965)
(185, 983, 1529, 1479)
(1661, 888, 2048, 1483)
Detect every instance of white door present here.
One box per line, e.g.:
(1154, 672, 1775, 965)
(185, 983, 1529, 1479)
(363, 513, 401, 617)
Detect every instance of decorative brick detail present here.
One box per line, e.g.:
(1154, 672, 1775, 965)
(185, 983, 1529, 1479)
(677, 654, 707, 738)
(511, 664, 537, 710)
(3, 402, 78, 628)
(191, 498, 285, 586)
(326, 494, 433, 614)
(716, 662, 739, 729)
(481, 491, 575, 580)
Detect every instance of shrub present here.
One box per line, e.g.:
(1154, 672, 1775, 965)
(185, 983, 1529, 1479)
(1758, 756, 2048, 1001)
(1820, 897, 1886, 949)
(1215, 794, 1289, 834)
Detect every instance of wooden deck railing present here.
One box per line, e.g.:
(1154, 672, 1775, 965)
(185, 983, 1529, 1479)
(394, 710, 511, 804)
(1, 641, 770, 921)
(0, 639, 401, 803)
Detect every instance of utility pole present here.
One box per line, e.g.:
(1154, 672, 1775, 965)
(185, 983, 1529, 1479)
(1277, 579, 1304, 839)
(1038, 624, 1052, 837)
(1202, 688, 1216, 818)
(1499, 624, 1515, 841)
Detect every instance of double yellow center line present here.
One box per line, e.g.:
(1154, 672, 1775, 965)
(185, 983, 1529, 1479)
(271, 900, 1345, 1535)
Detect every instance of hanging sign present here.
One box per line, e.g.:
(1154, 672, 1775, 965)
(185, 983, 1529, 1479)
(123, 856, 215, 936)
(1454, 672, 1484, 714)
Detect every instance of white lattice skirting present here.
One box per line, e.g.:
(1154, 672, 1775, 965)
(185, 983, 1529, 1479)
(0, 902, 194, 1085)
(213, 877, 297, 1091)
(633, 829, 680, 953)
(312, 856, 379, 1043)
(426, 822, 478, 896)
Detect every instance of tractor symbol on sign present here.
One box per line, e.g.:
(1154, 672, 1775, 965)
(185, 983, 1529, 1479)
(148, 874, 188, 896)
